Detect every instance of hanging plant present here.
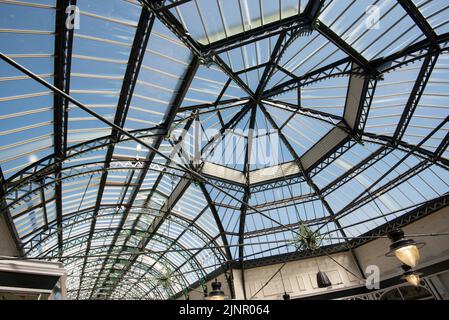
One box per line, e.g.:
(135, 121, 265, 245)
(154, 267, 175, 289)
(290, 224, 323, 251)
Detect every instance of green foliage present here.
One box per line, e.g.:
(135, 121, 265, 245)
(154, 267, 175, 289)
(290, 224, 323, 251)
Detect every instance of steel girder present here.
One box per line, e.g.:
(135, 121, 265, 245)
(5, 127, 164, 186)
(106, 234, 208, 299)
(336, 160, 432, 221)
(138, 235, 227, 296)
(246, 193, 317, 216)
(177, 97, 248, 113)
(364, 132, 449, 170)
(76, 8, 155, 298)
(3, 159, 182, 227)
(397, 0, 439, 45)
(139, 0, 323, 100)
(202, 0, 324, 54)
(250, 175, 306, 192)
(353, 77, 378, 135)
(91, 57, 200, 299)
(240, 151, 446, 242)
(142, 0, 255, 97)
(27, 211, 220, 298)
(238, 106, 257, 300)
(73, 280, 156, 300)
(436, 131, 449, 160)
(119, 231, 226, 300)
(5, 132, 448, 254)
(39, 229, 210, 298)
(315, 22, 374, 74)
(2, 0, 449, 300)
(308, 139, 356, 177)
(38, 215, 223, 296)
(198, 182, 235, 297)
(90, 119, 197, 296)
(53, 0, 77, 257)
(96, 117, 199, 295)
(393, 52, 439, 140)
(347, 193, 449, 248)
(97, 177, 193, 298)
(258, 102, 366, 269)
(258, 104, 346, 230)
(0, 168, 23, 254)
(328, 116, 449, 225)
(265, 32, 449, 100)
(263, 58, 359, 99)
(66, 259, 166, 299)
(374, 32, 449, 74)
(2, 127, 165, 213)
(22, 206, 214, 256)
(137, 233, 225, 300)
(263, 99, 344, 124)
(232, 192, 449, 270)
(54, 234, 205, 279)
(321, 146, 392, 196)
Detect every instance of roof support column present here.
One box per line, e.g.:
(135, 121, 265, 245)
(77, 9, 155, 299)
(53, 0, 77, 258)
(393, 53, 439, 141)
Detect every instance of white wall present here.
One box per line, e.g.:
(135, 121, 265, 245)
(354, 204, 449, 280)
(174, 204, 449, 300)
(235, 252, 363, 300)
(0, 213, 18, 256)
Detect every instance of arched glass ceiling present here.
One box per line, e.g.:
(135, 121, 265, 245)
(0, 0, 449, 300)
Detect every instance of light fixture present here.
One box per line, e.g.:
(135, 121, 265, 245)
(401, 265, 422, 287)
(386, 229, 424, 268)
(316, 271, 332, 288)
(314, 256, 332, 288)
(279, 270, 290, 301)
(28, 154, 38, 163)
(206, 280, 226, 300)
(136, 144, 142, 161)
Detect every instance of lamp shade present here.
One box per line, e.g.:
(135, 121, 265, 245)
(283, 293, 290, 300)
(386, 229, 423, 268)
(317, 271, 332, 288)
(206, 280, 225, 300)
(401, 265, 422, 287)
(404, 273, 421, 287)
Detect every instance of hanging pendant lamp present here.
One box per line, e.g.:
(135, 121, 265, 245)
(314, 256, 332, 288)
(386, 229, 425, 268)
(206, 280, 226, 300)
(401, 265, 423, 287)
(316, 271, 332, 288)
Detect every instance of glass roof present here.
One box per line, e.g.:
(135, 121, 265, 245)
(1, 0, 449, 300)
